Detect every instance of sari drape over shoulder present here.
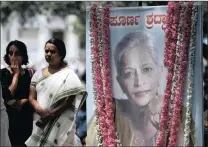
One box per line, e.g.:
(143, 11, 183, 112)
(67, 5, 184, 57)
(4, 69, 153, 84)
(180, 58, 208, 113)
(25, 68, 87, 147)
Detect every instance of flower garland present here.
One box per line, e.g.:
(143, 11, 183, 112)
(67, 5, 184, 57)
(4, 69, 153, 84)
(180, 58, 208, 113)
(166, 2, 182, 136)
(164, 2, 177, 68)
(166, 2, 185, 140)
(157, 2, 195, 146)
(156, 2, 181, 146)
(102, 4, 118, 146)
(90, 2, 198, 147)
(168, 2, 193, 146)
(89, 4, 108, 146)
(90, 4, 120, 146)
(94, 4, 104, 147)
(184, 3, 197, 146)
(97, 5, 104, 68)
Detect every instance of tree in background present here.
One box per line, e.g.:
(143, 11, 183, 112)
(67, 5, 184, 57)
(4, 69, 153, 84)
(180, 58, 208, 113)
(1, 1, 207, 49)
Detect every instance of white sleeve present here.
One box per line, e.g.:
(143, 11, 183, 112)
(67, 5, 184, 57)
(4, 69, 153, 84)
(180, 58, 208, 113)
(31, 69, 42, 87)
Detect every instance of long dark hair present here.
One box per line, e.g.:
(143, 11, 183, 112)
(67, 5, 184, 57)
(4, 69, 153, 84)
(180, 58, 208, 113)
(4, 40, 29, 65)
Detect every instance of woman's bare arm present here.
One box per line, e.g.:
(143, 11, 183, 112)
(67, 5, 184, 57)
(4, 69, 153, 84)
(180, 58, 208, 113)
(28, 85, 39, 111)
(9, 74, 19, 96)
(29, 85, 51, 118)
(8, 59, 20, 96)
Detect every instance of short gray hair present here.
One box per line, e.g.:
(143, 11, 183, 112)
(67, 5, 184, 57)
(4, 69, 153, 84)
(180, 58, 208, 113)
(114, 31, 159, 74)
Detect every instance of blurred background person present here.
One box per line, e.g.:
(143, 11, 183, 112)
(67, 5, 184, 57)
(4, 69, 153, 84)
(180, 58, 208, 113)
(0, 83, 11, 146)
(75, 71, 87, 146)
(75, 100, 87, 146)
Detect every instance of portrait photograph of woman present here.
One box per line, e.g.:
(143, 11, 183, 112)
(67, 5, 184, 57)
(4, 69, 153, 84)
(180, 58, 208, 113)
(112, 31, 195, 146)
(86, 6, 203, 146)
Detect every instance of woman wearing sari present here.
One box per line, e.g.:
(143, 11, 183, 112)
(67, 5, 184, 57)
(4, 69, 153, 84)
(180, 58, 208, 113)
(25, 38, 87, 146)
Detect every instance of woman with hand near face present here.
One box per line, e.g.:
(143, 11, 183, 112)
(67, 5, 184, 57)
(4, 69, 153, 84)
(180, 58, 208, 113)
(25, 38, 87, 147)
(0, 40, 34, 147)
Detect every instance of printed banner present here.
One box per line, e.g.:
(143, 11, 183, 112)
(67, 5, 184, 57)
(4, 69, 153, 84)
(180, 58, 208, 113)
(86, 6, 203, 146)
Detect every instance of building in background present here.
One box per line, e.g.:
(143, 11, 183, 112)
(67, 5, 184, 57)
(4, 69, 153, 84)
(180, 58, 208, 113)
(1, 13, 85, 77)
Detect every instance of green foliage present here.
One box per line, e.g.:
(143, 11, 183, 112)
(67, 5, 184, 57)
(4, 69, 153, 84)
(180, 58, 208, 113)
(1, 1, 85, 24)
(0, 1, 144, 49)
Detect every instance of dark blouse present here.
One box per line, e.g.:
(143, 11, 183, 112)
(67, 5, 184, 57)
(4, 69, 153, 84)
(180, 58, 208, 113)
(0, 67, 34, 146)
(1, 68, 31, 104)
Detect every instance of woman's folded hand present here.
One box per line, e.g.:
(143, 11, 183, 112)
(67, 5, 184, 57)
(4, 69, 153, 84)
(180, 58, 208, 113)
(37, 108, 55, 121)
(12, 99, 28, 111)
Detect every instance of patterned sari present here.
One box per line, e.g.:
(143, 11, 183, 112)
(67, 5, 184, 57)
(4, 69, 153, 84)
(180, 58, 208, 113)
(25, 68, 87, 147)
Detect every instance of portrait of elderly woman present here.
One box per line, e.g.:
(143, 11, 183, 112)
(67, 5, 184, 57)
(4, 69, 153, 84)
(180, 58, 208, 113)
(87, 31, 195, 146)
